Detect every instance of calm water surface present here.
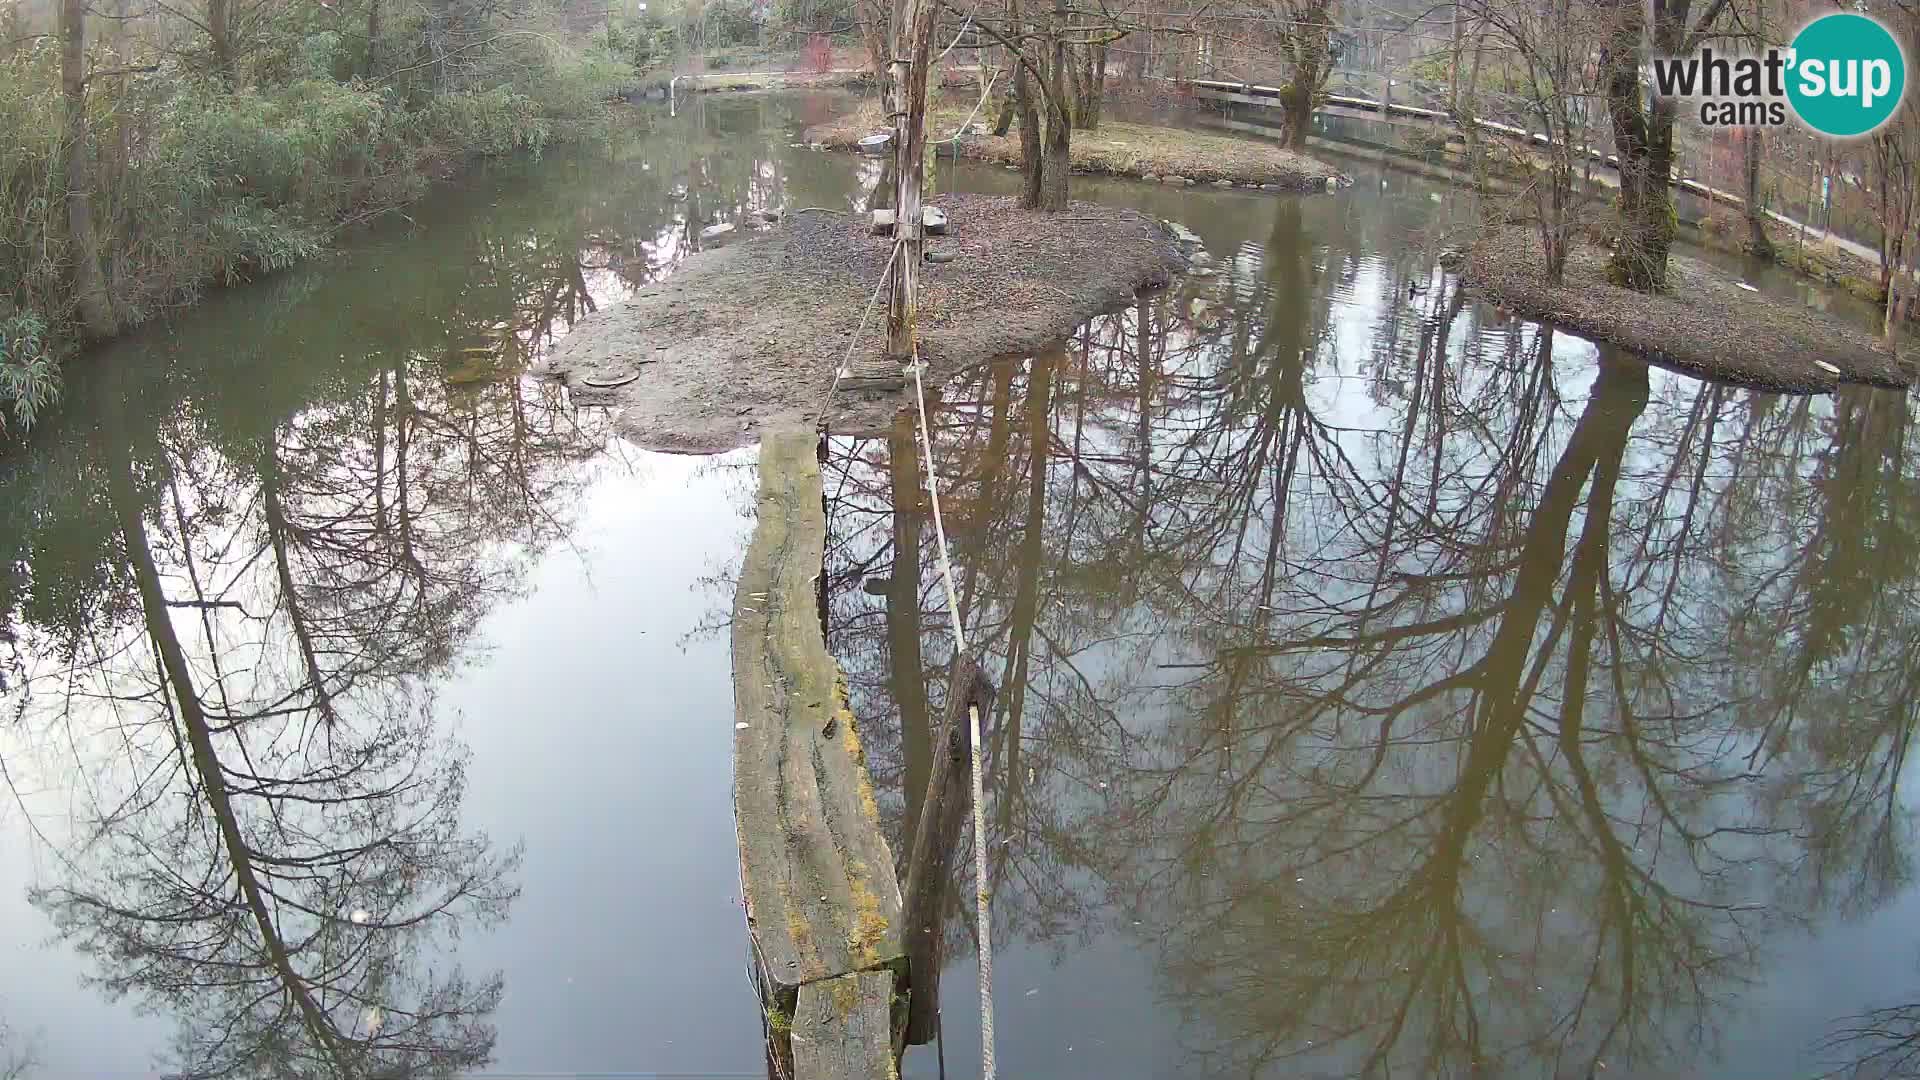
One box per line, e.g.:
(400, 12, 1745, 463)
(1, 92, 1911, 1079)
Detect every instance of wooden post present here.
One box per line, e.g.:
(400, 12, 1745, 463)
(899, 654, 997, 1046)
(886, 0, 938, 360)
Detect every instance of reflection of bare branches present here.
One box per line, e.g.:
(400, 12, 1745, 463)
(0, 1017, 37, 1080)
(1818, 1004, 1920, 1080)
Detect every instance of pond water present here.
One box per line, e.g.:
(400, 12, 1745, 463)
(0, 91, 1912, 1079)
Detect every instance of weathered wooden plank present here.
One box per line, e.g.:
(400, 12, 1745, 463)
(791, 971, 898, 1080)
(733, 431, 907, 1009)
(900, 654, 996, 1046)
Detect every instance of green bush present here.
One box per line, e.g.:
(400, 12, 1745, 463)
(0, 312, 57, 435)
(0, 12, 631, 437)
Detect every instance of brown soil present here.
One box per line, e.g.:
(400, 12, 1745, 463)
(1460, 229, 1909, 393)
(804, 100, 1344, 191)
(539, 193, 1182, 451)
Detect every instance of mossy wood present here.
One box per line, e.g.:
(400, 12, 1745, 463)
(899, 654, 995, 1046)
(791, 971, 899, 1080)
(733, 430, 907, 1025)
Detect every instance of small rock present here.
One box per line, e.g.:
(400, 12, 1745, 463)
(1212, 179, 1233, 188)
(1164, 175, 1189, 185)
(1141, 174, 1161, 183)
(923, 206, 949, 235)
(870, 209, 897, 235)
(700, 221, 736, 239)
(1181, 176, 1197, 186)
(1260, 183, 1281, 191)
(759, 209, 784, 224)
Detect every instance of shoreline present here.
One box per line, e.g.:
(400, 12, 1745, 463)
(1458, 229, 1908, 393)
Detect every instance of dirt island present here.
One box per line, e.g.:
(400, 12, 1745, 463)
(540, 193, 1184, 451)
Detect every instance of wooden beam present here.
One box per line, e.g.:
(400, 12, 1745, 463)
(792, 971, 898, 1079)
(733, 431, 907, 1079)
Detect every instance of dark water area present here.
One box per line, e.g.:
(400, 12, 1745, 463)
(0, 90, 1911, 1079)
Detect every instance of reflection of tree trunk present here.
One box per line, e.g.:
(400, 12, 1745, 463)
(110, 452, 351, 1075)
(995, 353, 1054, 836)
(1414, 356, 1651, 919)
(372, 370, 390, 537)
(395, 363, 420, 572)
(889, 412, 932, 848)
(262, 433, 339, 726)
(1132, 298, 1154, 559)
(959, 359, 1018, 620)
(1550, 361, 1654, 1067)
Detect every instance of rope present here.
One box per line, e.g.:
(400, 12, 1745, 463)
(934, 13, 976, 66)
(909, 356, 996, 1080)
(937, 68, 1000, 198)
(817, 237, 906, 423)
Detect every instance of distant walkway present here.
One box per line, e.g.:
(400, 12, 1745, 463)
(1180, 77, 1886, 274)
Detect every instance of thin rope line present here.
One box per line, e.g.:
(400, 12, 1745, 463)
(817, 237, 906, 422)
(934, 12, 975, 65)
(909, 356, 995, 1080)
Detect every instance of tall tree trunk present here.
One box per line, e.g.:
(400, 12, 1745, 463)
(1603, 12, 1674, 288)
(1015, 60, 1043, 208)
(1279, 0, 1332, 149)
(366, 0, 383, 76)
(61, 0, 117, 338)
(991, 66, 1017, 135)
(1073, 41, 1106, 129)
(209, 0, 233, 81)
(885, 0, 937, 358)
(1745, 129, 1774, 258)
(1037, 0, 1071, 211)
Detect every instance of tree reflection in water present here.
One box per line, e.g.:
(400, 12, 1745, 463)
(823, 201, 1920, 1076)
(0, 105, 784, 1071)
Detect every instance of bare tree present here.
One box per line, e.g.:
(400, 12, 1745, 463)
(1462, 0, 1604, 281)
(1600, 0, 1733, 289)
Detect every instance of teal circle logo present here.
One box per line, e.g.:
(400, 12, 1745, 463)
(1787, 13, 1906, 137)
